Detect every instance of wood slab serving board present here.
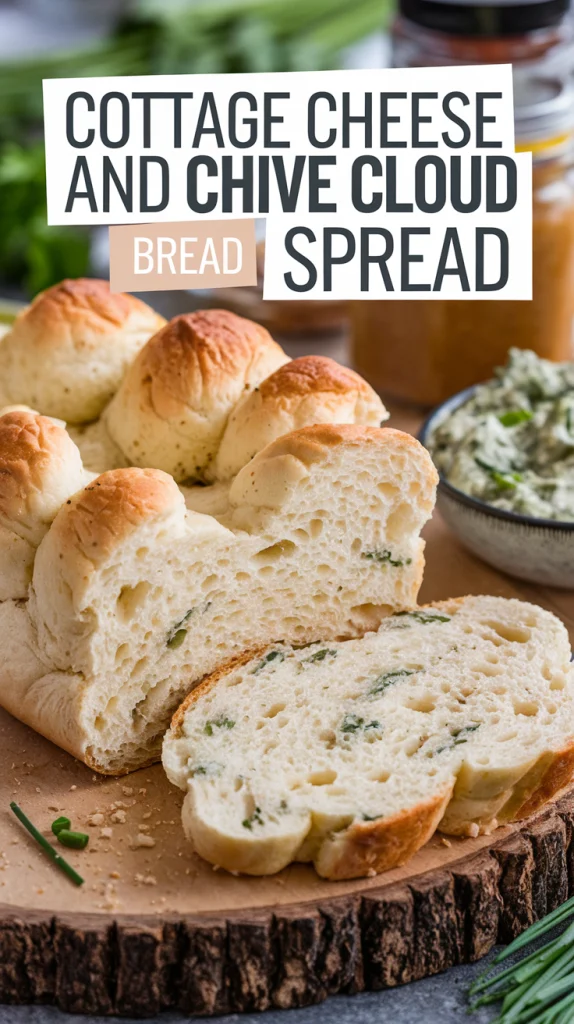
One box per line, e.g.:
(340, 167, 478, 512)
(1, 403, 574, 1017)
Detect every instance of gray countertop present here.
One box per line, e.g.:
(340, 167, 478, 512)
(0, 954, 497, 1024)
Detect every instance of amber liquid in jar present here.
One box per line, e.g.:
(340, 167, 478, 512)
(351, 148, 574, 407)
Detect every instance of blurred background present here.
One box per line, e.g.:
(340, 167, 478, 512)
(0, 0, 391, 301)
(1, 0, 574, 405)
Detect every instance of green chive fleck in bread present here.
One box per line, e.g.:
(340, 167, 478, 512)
(163, 595, 574, 880)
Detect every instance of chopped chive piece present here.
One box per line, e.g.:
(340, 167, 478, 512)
(251, 650, 284, 674)
(56, 829, 89, 850)
(499, 409, 533, 427)
(167, 628, 187, 649)
(10, 802, 84, 886)
(395, 611, 451, 625)
(369, 668, 416, 696)
(341, 714, 381, 734)
(492, 469, 523, 490)
(434, 723, 480, 755)
(190, 761, 223, 778)
(303, 648, 337, 664)
(204, 716, 235, 736)
(167, 608, 198, 648)
(51, 816, 71, 836)
(362, 548, 412, 567)
(242, 807, 264, 830)
(56, 827, 89, 851)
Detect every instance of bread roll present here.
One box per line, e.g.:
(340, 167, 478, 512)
(0, 410, 87, 598)
(0, 279, 165, 423)
(212, 355, 388, 480)
(2, 425, 436, 773)
(105, 309, 289, 483)
(163, 595, 574, 880)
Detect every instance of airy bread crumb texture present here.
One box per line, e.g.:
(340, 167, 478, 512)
(2, 424, 436, 774)
(162, 595, 574, 881)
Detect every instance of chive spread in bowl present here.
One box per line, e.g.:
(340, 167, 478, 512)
(427, 349, 574, 522)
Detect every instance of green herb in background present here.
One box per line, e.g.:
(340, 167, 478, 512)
(0, 0, 392, 296)
(0, 142, 90, 295)
(498, 409, 533, 428)
(469, 894, 574, 1022)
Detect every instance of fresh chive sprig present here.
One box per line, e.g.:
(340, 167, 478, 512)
(10, 802, 84, 886)
(469, 896, 574, 1021)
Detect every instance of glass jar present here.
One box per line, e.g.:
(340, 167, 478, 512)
(392, 0, 574, 73)
(351, 76, 574, 407)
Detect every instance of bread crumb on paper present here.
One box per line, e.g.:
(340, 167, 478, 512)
(87, 812, 105, 827)
(131, 833, 156, 849)
(100, 827, 113, 839)
(135, 873, 157, 886)
(111, 809, 127, 824)
(97, 882, 121, 911)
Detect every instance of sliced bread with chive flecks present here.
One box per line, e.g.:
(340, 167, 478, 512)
(163, 595, 574, 881)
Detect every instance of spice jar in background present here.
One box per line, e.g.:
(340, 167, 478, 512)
(392, 0, 574, 73)
(351, 74, 574, 407)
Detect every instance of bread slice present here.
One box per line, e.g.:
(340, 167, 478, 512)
(163, 595, 574, 881)
(0, 423, 436, 774)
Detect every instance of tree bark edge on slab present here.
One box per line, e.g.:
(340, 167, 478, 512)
(2, 800, 574, 1016)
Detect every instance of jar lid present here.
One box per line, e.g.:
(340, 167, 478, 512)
(398, 0, 571, 36)
(514, 73, 574, 146)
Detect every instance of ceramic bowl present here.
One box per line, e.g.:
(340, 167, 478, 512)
(419, 387, 574, 589)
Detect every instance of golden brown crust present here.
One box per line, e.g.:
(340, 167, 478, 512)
(251, 424, 438, 468)
(0, 412, 79, 523)
(128, 309, 286, 417)
(51, 467, 181, 564)
(317, 786, 453, 881)
(170, 646, 268, 737)
(510, 741, 574, 821)
(257, 356, 381, 405)
(229, 426, 438, 514)
(9, 278, 164, 351)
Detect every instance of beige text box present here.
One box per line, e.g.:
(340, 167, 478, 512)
(109, 220, 257, 292)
